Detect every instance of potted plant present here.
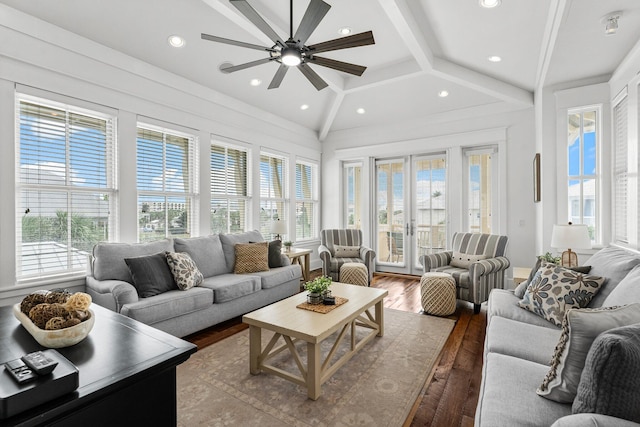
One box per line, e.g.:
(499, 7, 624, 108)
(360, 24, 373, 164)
(538, 252, 561, 264)
(283, 241, 293, 251)
(304, 276, 332, 305)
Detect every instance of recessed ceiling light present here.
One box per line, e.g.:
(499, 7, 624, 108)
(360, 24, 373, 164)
(168, 35, 185, 48)
(488, 55, 502, 62)
(300, 104, 309, 110)
(356, 108, 366, 115)
(250, 78, 262, 86)
(479, 0, 501, 8)
(438, 90, 449, 98)
(338, 27, 352, 35)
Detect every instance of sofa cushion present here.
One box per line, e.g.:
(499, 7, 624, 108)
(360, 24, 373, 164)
(573, 323, 640, 423)
(92, 239, 174, 282)
(268, 240, 284, 268)
(450, 251, 487, 269)
(124, 252, 178, 298)
(200, 274, 261, 303)
(485, 316, 561, 365)
(433, 265, 470, 289)
(120, 287, 213, 325)
(234, 242, 269, 273)
(537, 304, 640, 403)
(552, 413, 640, 427)
(585, 246, 640, 308)
(165, 251, 204, 290)
(476, 353, 571, 427)
(517, 263, 605, 327)
(487, 289, 559, 328)
(249, 264, 301, 289)
(174, 235, 229, 276)
(603, 264, 640, 307)
(219, 230, 264, 271)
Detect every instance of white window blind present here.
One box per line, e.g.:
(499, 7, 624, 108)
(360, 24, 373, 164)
(16, 96, 116, 281)
(613, 95, 628, 243)
(210, 142, 250, 233)
(295, 160, 318, 241)
(137, 124, 197, 242)
(259, 152, 288, 239)
(343, 163, 363, 229)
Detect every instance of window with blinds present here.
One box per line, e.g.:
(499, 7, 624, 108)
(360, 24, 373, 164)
(259, 152, 288, 239)
(613, 95, 628, 243)
(295, 160, 318, 241)
(16, 96, 116, 281)
(344, 163, 363, 229)
(210, 142, 250, 234)
(137, 124, 197, 242)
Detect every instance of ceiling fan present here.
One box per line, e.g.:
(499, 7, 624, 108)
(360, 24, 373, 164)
(201, 0, 375, 91)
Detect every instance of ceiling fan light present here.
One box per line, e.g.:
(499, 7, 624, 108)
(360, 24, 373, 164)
(281, 48, 302, 66)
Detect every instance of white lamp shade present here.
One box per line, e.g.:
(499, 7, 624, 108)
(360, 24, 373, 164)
(270, 220, 287, 235)
(550, 224, 591, 249)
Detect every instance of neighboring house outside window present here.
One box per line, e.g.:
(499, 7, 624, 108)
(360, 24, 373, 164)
(16, 95, 116, 281)
(136, 124, 198, 243)
(210, 142, 250, 234)
(259, 152, 288, 240)
(295, 160, 318, 241)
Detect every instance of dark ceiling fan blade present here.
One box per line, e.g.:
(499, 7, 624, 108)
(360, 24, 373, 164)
(298, 63, 328, 91)
(307, 56, 366, 76)
(268, 64, 289, 89)
(307, 31, 375, 54)
(201, 33, 275, 52)
(220, 57, 276, 73)
(293, 0, 331, 46)
(230, 0, 284, 46)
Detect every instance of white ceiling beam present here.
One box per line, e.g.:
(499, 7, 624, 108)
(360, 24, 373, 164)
(343, 58, 423, 93)
(535, 0, 569, 91)
(319, 91, 345, 141)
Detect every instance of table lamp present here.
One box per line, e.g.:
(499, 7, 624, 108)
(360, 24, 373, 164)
(270, 219, 287, 241)
(550, 223, 591, 267)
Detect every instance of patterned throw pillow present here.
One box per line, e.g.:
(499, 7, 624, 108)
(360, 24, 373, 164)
(449, 251, 488, 269)
(537, 304, 640, 403)
(334, 245, 360, 258)
(234, 242, 269, 274)
(165, 251, 204, 290)
(517, 263, 605, 327)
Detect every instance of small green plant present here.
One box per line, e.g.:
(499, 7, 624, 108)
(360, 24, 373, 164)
(283, 241, 293, 248)
(304, 276, 332, 295)
(538, 252, 561, 264)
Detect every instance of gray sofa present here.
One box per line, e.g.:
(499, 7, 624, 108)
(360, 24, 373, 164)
(476, 245, 640, 427)
(85, 230, 301, 337)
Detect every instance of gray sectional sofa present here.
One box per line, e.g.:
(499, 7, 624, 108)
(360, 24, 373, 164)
(476, 245, 640, 427)
(85, 230, 301, 337)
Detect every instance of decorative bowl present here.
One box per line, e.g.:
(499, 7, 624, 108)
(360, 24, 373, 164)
(13, 303, 95, 348)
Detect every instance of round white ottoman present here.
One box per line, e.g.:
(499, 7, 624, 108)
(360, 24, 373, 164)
(339, 262, 369, 287)
(420, 272, 456, 316)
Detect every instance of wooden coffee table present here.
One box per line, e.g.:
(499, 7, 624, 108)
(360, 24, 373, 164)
(242, 282, 388, 400)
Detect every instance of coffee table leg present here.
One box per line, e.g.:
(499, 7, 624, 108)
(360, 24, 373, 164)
(249, 325, 261, 374)
(307, 342, 321, 400)
(375, 300, 384, 337)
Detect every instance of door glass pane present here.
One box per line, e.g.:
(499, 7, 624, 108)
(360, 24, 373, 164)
(376, 161, 404, 264)
(468, 153, 492, 234)
(415, 157, 446, 261)
(568, 113, 581, 177)
(345, 165, 362, 229)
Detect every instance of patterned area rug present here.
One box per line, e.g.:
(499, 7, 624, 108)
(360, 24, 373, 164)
(177, 308, 455, 427)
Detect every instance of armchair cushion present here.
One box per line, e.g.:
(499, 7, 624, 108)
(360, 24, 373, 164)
(335, 245, 361, 258)
(450, 251, 488, 269)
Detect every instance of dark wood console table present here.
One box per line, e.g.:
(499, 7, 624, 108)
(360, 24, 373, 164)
(0, 303, 196, 426)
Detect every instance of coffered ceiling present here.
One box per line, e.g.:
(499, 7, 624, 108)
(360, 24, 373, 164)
(1, 0, 639, 140)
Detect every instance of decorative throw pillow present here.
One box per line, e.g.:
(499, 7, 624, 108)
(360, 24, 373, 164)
(517, 263, 605, 327)
(572, 323, 640, 423)
(234, 242, 269, 274)
(334, 245, 360, 258)
(450, 251, 488, 269)
(268, 240, 284, 268)
(124, 252, 177, 298)
(537, 303, 640, 403)
(165, 251, 204, 290)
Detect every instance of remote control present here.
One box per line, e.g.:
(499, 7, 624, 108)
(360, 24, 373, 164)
(4, 359, 38, 384)
(22, 351, 58, 376)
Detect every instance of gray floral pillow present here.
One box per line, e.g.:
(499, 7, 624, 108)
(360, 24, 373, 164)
(517, 263, 605, 327)
(165, 251, 204, 290)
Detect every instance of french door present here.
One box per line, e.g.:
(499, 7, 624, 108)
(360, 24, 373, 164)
(375, 154, 447, 275)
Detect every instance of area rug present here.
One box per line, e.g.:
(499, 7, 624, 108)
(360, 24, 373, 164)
(176, 308, 455, 427)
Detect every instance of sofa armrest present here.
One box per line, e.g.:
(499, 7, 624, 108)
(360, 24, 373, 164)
(85, 276, 138, 313)
(318, 244, 332, 278)
(551, 414, 640, 427)
(469, 256, 510, 277)
(359, 246, 376, 282)
(419, 251, 452, 273)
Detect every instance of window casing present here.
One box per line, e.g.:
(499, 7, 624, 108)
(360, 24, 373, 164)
(16, 95, 117, 281)
(343, 163, 362, 229)
(295, 160, 318, 241)
(259, 152, 288, 240)
(136, 124, 198, 242)
(210, 142, 251, 234)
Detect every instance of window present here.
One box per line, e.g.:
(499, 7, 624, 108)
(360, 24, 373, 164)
(295, 160, 318, 241)
(567, 107, 600, 242)
(465, 148, 495, 234)
(613, 94, 628, 243)
(259, 152, 288, 240)
(136, 124, 198, 242)
(16, 95, 116, 281)
(211, 142, 250, 234)
(343, 163, 362, 229)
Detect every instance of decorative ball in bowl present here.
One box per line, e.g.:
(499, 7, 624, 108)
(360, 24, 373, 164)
(13, 290, 95, 348)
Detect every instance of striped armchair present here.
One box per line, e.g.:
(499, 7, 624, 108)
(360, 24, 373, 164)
(419, 232, 509, 314)
(319, 229, 376, 284)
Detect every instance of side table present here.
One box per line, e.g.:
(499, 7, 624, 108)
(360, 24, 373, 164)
(513, 267, 532, 285)
(282, 247, 312, 283)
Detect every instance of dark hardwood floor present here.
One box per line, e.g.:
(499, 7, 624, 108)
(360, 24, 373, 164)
(184, 271, 487, 427)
